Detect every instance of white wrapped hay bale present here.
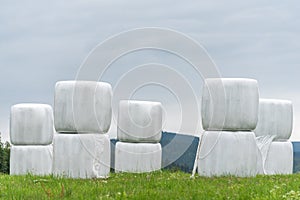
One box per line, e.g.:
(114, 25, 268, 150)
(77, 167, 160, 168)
(117, 100, 162, 143)
(53, 133, 110, 179)
(10, 145, 53, 175)
(264, 141, 293, 175)
(115, 142, 162, 173)
(202, 78, 259, 131)
(54, 81, 112, 133)
(10, 104, 54, 145)
(254, 99, 293, 140)
(198, 131, 259, 177)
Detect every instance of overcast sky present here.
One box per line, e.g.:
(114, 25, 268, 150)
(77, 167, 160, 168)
(1, 0, 300, 141)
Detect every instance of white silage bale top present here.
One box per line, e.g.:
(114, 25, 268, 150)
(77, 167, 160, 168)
(201, 78, 259, 131)
(10, 103, 54, 145)
(117, 100, 162, 143)
(254, 99, 293, 140)
(54, 80, 112, 134)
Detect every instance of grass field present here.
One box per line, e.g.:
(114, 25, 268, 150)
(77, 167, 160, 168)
(1, 170, 300, 199)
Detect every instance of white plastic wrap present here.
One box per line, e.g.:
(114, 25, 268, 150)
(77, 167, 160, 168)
(54, 81, 112, 133)
(264, 141, 293, 175)
(198, 131, 259, 177)
(202, 78, 259, 131)
(255, 135, 276, 174)
(10, 104, 54, 145)
(117, 100, 162, 143)
(53, 133, 110, 179)
(10, 145, 53, 175)
(115, 142, 162, 173)
(254, 99, 293, 140)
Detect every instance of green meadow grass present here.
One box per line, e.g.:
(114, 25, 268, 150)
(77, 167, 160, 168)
(1, 170, 300, 199)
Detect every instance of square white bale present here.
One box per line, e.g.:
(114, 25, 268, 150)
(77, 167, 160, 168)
(198, 131, 259, 177)
(202, 78, 259, 131)
(117, 100, 162, 143)
(264, 141, 293, 175)
(10, 145, 53, 175)
(254, 99, 293, 140)
(10, 104, 54, 145)
(53, 133, 110, 179)
(115, 142, 162, 173)
(54, 81, 112, 133)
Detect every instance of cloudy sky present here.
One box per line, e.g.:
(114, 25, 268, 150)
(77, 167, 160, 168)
(1, 0, 299, 141)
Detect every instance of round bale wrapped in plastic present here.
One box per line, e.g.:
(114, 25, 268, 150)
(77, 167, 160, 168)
(264, 141, 293, 175)
(10, 145, 53, 175)
(198, 131, 259, 177)
(254, 99, 293, 141)
(53, 133, 110, 179)
(117, 100, 162, 143)
(54, 81, 112, 133)
(202, 78, 259, 131)
(10, 104, 54, 145)
(115, 142, 162, 173)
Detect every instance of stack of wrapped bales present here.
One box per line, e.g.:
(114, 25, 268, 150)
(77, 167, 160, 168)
(255, 99, 293, 175)
(10, 104, 54, 175)
(115, 100, 162, 173)
(53, 81, 112, 178)
(198, 78, 260, 177)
